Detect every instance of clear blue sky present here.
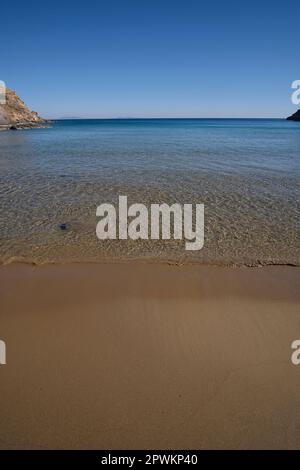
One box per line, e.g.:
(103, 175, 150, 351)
(1, 0, 299, 118)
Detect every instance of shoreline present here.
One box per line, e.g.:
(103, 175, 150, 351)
(1, 258, 300, 268)
(1, 262, 300, 449)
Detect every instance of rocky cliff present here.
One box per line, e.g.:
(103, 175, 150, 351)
(287, 109, 300, 121)
(0, 88, 47, 130)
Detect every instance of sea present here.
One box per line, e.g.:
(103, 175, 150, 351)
(0, 118, 299, 266)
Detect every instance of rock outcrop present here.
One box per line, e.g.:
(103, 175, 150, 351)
(0, 88, 48, 130)
(287, 109, 300, 121)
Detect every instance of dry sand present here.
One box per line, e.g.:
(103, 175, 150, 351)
(0, 263, 300, 449)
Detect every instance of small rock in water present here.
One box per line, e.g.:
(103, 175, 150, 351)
(59, 223, 67, 231)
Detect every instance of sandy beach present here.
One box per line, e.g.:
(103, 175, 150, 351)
(0, 262, 299, 449)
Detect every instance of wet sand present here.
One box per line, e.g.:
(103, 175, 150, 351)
(0, 263, 300, 449)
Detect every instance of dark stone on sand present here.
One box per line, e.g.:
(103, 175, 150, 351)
(287, 109, 300, 121)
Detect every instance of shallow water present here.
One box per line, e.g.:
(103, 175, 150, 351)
(0, 118, 299, 265)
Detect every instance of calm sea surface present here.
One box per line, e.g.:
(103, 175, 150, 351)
(0, 118, 299, 265)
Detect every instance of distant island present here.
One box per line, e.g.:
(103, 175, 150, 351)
(287, 109, 300, 121)
(0, 88, 48, 130)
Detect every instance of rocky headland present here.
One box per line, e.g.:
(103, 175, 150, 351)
(287, 109, 300, 121)
(0, 88, 49, 130)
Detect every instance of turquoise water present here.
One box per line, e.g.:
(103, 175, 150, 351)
(0, 118, 299, 265)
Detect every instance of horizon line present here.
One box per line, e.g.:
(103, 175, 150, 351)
(50, 116, 287, 121)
